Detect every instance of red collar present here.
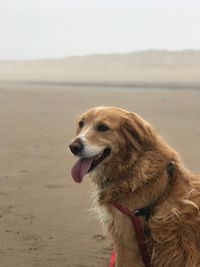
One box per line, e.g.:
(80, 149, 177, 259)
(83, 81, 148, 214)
(111, 202, 151, 267)
(109, 162, 175, 267)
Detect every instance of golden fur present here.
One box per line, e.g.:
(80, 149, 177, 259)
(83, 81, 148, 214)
(72, 106, 200, 267)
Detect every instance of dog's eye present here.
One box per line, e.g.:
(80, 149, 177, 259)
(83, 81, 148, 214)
(97, 124, 110, 132)
(79, 121, 84, 128)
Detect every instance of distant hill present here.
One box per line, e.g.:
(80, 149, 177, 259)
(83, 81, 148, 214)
(0, 50, 200, 89)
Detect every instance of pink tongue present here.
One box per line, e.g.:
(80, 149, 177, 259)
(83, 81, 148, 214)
(71, 157, 94, 183)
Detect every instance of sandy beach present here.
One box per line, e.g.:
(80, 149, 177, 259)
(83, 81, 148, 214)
(0, 81, 200, 267)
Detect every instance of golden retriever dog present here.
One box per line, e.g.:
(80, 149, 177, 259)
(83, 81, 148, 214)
(69, 106, 200, 267)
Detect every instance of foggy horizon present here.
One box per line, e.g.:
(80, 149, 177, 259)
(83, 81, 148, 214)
(0, 0, 200, 60)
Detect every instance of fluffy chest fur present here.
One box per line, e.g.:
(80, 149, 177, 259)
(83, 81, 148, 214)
(92, 185, 145, 267)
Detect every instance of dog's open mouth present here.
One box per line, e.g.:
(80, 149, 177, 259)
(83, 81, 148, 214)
(71, 148, 111, 183)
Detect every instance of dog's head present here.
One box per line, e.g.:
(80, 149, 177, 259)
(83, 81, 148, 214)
(69, 106, 156, 184)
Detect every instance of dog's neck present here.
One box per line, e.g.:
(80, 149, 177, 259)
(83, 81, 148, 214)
(93, 147, 180, 213)
(91, 155, 138, 192)
(91, 167, 114, 190)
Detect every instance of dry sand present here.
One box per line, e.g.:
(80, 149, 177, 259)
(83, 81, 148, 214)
(0, 82, 200, 267)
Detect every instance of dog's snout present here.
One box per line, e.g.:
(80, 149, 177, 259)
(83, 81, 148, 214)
(69, 138, 84, 155)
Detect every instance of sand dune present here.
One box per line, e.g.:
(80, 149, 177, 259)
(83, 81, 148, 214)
(0, 50, 200, 88)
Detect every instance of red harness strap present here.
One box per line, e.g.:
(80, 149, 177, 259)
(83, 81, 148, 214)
(109, 163, 175, 266)
(109, 250, 115, 267)
(111, 202, 151, 267)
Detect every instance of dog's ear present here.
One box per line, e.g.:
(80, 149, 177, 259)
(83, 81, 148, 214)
(121, 112, 156, 150)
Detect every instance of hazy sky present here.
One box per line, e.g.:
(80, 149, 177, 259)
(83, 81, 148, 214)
(0, 0, 200, 59)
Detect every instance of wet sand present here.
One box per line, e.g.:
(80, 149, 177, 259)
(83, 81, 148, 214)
(0, 83, 200, 267)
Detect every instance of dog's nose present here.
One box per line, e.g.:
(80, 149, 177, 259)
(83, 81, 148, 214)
(69, 138, 84, 155)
